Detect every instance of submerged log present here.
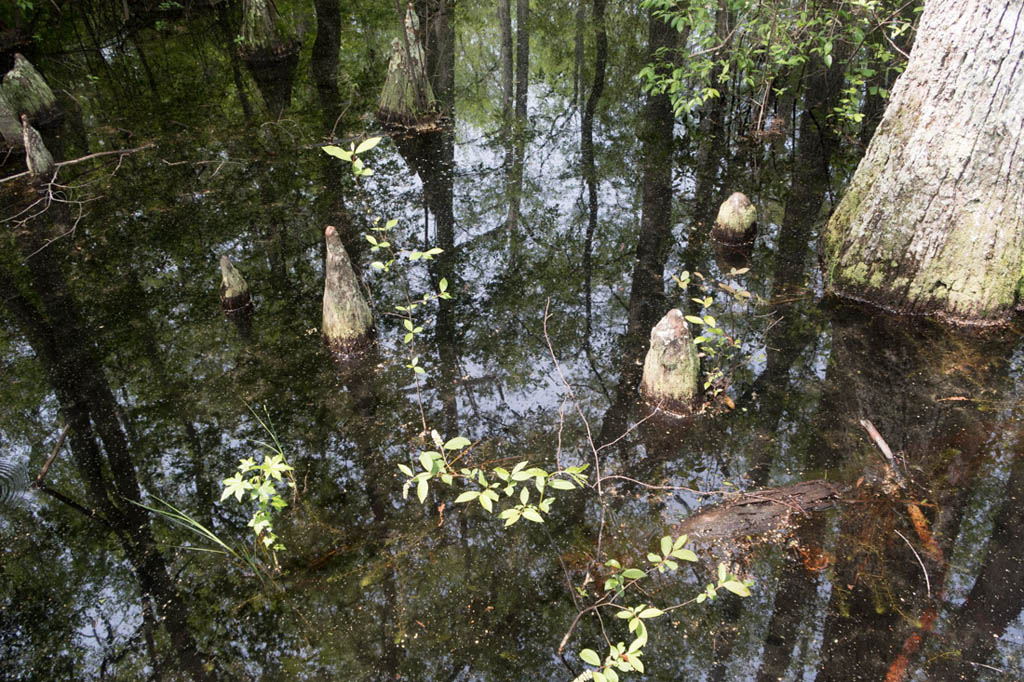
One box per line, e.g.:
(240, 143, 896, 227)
(673, 480, 845, 542)
(2, 54, 58, 124)
(712, 191, 757, 244)
(640, 308, 700, 415)
(323, 224, 373, 354)
(376, 5, 439, 128)
(219, 256, 253, 320)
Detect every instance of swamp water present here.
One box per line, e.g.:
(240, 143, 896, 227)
(1, 3, 1022, 680)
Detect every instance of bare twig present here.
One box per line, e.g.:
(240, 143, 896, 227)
(543, 299, 602, 494)
(0, 143, 155, 185)
(894, 529, 931, 598)
(35, 422, 71, 486)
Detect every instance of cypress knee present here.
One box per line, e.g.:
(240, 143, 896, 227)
(2, 54, 57, 124)
(219, 256, 253, 320)
(323, 225, 373, 353)
(640, 309, 701, 415)
(712, 192, 757, 244)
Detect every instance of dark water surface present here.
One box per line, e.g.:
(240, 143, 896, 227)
(1, 2, 1022, 680)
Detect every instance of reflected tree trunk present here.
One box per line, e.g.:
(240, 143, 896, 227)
(498, 0, 514, 122)
(596, 6, 679, 448)
(0, 207, 218, 681)
(811, 312, 1015, 681)
(930, 448, 1024, 679)
(581, 0, 606, 341)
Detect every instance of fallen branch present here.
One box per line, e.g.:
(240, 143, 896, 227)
(0, 143, 155, 185)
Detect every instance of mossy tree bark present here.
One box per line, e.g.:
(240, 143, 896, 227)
(822, 0, 1024, 326)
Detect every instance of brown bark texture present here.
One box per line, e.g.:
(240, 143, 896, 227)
(822, 0, 1024, 326)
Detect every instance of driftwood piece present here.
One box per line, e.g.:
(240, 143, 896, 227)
(673, 480, 845, 542)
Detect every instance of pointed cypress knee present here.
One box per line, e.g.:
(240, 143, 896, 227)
(20, 114, 53, 178)
(712, 192, 757, 244)
(2, 54, 58, 124)
(323, 225, 373, 354)
(640, 309, 701, 416)
(219, 256, 253, 320)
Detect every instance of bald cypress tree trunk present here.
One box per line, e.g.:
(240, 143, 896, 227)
(822, 0, 1024, 326)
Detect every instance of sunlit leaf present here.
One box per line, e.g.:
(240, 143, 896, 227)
(721, 580, 751, 597)
(444, 436, 471, 450)
(354, 136, 382, 154)
(419, 451, 433, 472)
(454, 491, 479, 504)
(522, 507, 544, 523)
(417, 478, 428, 503)
(671, 548, 697, 562)
(622, 568, 645, 580)
(660, 535, 672, 557)
(580, 649, 601, 667)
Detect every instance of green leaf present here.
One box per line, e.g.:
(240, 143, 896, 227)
(605, 559, 621, 569)
(638, 607, 664, 619)
(519, 487, 529, 505)
(647, 553, 662, 564)
(221, 473, 252, 502)
(616, 609, 633, 619)
(419, 451, 433, 472)
(671, 548, 698, 562)
(718, 563, 727, 583)
(685, 315, 705, 325)
(521, 507, 544, 523)
(321, 145, 352, 161)
(721, 580, 751, 597)
(622, 568, 645, 580)
(262, 454, 293, 480)
(548, 478, 575, 490)
(438, 278, 448, 292)
(479, 493, 493, 512)
(703, 315, 716, 327)
(660, 535, 672, 557)
(416, 478, 428, 503)
(354, 136, 382, 154)
(580, 649, 601, 667)
(398, 463, 413, 477)
(673, 534, 689, 550)
(444, 436, 471, 450)
(454, 491, 479, 504)
(605, 668, 619, 682)
(630, 656, 644, 673)
(593, 672, 607, 682)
